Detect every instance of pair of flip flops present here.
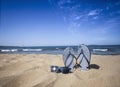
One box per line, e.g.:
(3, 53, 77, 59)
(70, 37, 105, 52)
(50, 66, 71, 74)
(63, 44, 91, 70)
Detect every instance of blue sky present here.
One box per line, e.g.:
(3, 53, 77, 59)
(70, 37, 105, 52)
(0, 0, 120, 46)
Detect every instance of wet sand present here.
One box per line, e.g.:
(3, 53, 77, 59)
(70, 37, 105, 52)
(0, 54, 120, 87)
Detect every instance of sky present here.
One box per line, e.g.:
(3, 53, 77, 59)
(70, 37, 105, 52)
(0, 0, 120, 46)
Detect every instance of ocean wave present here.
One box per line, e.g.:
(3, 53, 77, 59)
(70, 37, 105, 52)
(1, 49, 18, 52)
(22, 49, 42, 52)
(93, 49, 108, 52)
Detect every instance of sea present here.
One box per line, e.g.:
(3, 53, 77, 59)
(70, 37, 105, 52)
(0, 45, 120, 55)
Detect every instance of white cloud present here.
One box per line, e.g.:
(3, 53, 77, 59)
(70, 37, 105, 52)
(88, 10, 99, 16)
(57, 0, 73, 9)
(75, 15, 83, 20)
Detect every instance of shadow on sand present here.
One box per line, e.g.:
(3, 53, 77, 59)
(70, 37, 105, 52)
(90, 64, 100, 69)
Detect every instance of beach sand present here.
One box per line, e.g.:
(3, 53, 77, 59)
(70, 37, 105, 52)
(0, 54, 120, 87)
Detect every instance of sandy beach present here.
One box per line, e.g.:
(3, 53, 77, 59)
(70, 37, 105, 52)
(0, 54, 120, 87)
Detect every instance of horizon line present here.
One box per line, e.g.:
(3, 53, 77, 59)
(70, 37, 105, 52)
(0, 44, 120, 47)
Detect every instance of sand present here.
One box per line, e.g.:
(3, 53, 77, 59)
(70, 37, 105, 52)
(0, 54, 120, 87)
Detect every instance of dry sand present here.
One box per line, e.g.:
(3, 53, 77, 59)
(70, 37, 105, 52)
(0, 54, 120, 87)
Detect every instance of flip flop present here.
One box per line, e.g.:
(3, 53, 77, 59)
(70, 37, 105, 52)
(78, 44, 91, 70)
(63, 47, 74, 69)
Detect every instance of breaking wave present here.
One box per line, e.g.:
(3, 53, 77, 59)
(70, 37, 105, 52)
(22, 49, 42, 52)
(1, 49, 18, 52)
(93, 49, 108, 52)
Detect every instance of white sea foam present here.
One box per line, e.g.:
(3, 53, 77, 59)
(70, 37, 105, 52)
(56, 48, 59, 50)
(11, 49, 18, 52)
(1, 49, 18, 52)
(93, 49, 108, 52)
(22, 49, 42, 52)
(1, 49, 11, 52)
